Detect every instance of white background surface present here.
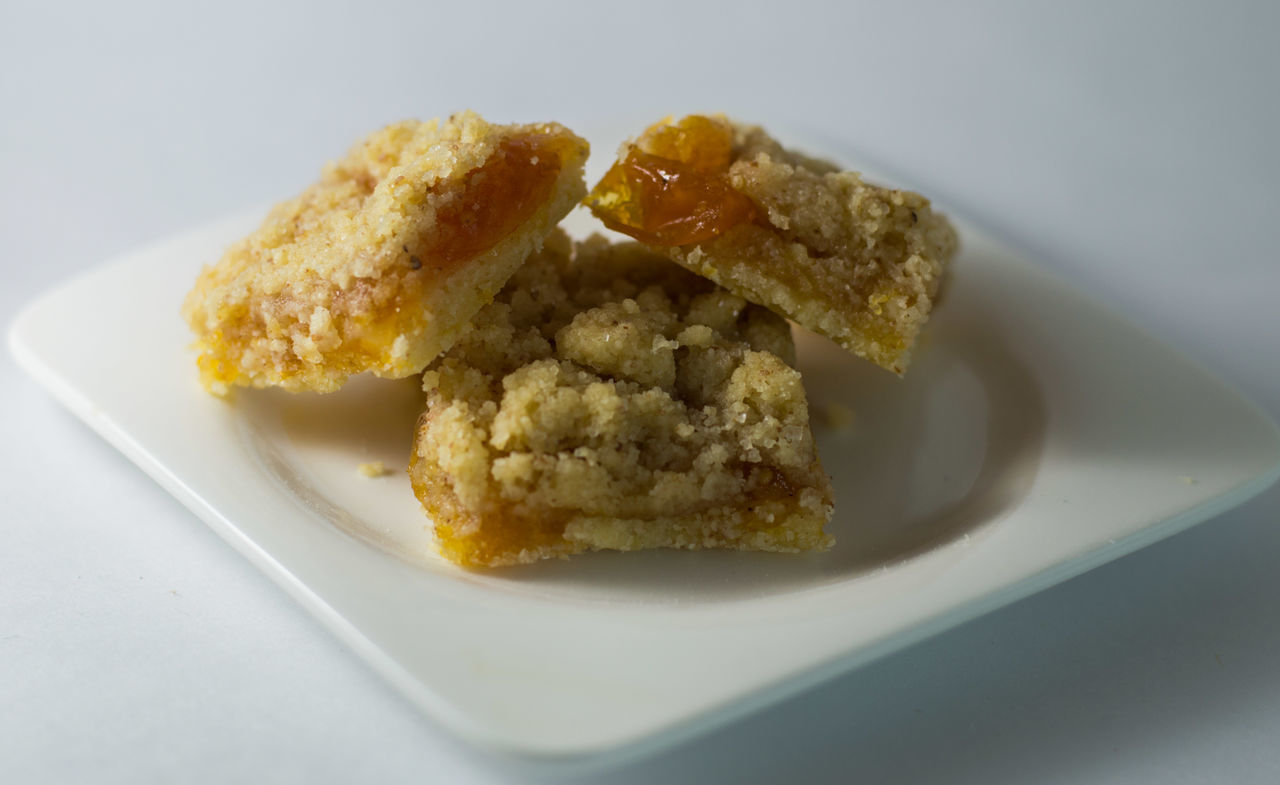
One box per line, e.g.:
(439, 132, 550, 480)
(3, 1, 1278, 782)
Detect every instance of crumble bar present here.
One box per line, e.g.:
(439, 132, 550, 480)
(410, 232, 834, 567)
(183, 111, 589, 393)
(585, 114, 956, 374)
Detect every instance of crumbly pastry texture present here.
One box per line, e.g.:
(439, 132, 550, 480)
(586, 114, 957, 374)
(410, 232, 835, 567)
(183, 111, 589, 393)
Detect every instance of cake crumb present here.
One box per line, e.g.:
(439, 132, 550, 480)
(358, 461, 392, 478)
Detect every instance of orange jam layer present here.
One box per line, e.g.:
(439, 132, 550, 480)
(433, 501, 571, 568)
(585, 115, 759, 246)
(421, 131, 574, 269)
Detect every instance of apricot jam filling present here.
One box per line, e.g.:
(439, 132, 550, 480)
(426, 499, 571, 569)
(585, 115, 759, 246)
(420, 132, 575, 269)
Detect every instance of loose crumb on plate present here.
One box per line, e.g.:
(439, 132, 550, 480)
(358, 461, 392, 478)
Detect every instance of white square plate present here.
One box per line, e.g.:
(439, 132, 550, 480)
(11, 134, 1280, 767)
